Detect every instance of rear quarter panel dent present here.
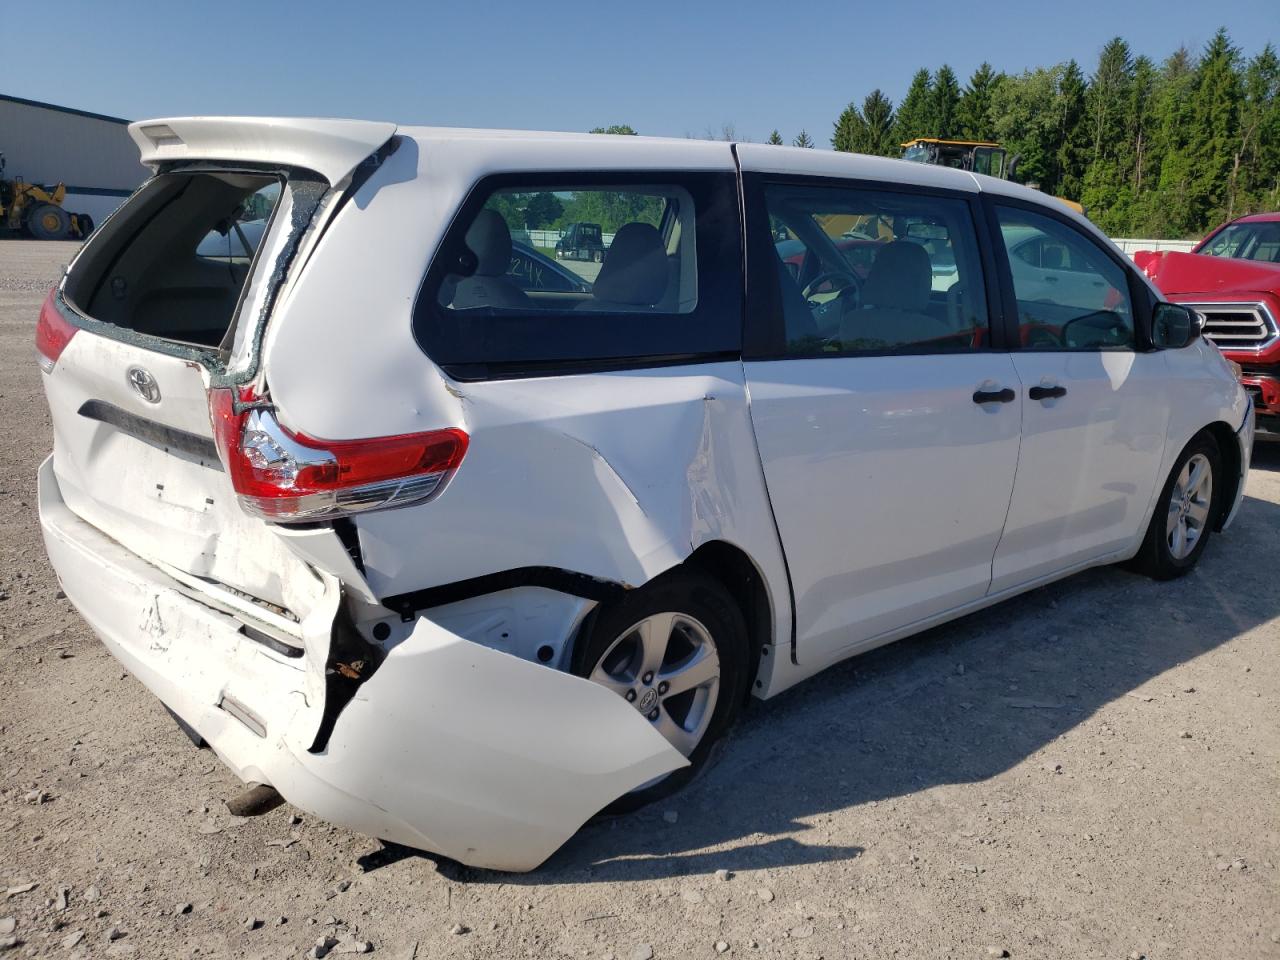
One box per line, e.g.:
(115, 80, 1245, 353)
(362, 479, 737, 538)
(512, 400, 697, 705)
(262, 140, 792, 685)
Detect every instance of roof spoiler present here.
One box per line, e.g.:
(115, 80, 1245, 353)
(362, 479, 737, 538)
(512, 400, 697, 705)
(128, 116, 398, 186)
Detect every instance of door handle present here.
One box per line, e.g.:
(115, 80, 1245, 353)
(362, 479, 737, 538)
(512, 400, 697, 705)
(1029, 384, 1068, 401)
(972, 387, 1016, 405)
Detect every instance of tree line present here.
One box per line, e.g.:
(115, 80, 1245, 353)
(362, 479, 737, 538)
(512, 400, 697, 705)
(824, 28, 1279, 238)
(595, 29, 1278, 239)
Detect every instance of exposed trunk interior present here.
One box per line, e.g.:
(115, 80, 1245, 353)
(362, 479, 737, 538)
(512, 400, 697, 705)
(63, 172, 281, 350)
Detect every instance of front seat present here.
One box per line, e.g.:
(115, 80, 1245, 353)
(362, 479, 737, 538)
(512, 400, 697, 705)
(450, 209, 530, 310)
(840, 240, 948, 347)
(578, 222, 668, 311)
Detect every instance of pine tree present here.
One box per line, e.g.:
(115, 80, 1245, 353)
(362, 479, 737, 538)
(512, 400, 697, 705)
(894, 69, 934, 143)
(1127, 55, 1159, 230)
(1055, 60, 1089, 206)
(1088, 38, 1134, 164)
(1189, 28, 1243, 226)
(930, 65, 962, 139)
(1231, 43, 1278, 214)
(1083, 39, 1135, 233)
(1152, 46, 1201, 236)
(767, 129, 784, 145)
(793, 130, 815, 148)
(862, 90, 897, 155)
(958, 63, 1000, 141)
(832, 103, 866, 153)
(833, 92, 897, 155)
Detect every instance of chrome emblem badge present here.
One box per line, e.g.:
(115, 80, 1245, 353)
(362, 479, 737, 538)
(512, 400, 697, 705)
(638, 688, 659, 712)
(126, 366, 161, 404)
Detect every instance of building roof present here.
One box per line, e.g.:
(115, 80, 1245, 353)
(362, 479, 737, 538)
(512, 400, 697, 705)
(0, 93, 129, 125)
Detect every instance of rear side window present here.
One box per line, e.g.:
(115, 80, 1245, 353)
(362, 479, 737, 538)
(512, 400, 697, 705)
(415, 172, 741, 379)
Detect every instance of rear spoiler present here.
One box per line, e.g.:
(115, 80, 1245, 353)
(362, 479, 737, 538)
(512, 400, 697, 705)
(128, 116, 398, 186)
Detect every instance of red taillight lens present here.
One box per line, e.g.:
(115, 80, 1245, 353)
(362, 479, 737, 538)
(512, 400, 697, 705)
(35, 289, 79, 373)
(208, 386, 468, 521)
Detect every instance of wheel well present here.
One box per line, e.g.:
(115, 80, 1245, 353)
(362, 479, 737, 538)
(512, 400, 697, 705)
(682, 541, 773, 697)
(1204, 421, 1241, 531)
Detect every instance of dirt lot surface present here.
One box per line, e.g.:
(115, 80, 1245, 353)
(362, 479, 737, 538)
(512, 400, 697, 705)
(1, 239, 1277, 959)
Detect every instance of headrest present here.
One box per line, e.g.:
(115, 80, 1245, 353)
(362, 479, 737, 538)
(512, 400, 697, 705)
(592, 222, 668, 306)
(465, 209, 513, 277)
(862, 241, 932, 313)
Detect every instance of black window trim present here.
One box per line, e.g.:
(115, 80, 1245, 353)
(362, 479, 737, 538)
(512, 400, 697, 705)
(741, 171, 1009, 361)
(981, 194, 1159, 352)
(412, 169, 744, 382)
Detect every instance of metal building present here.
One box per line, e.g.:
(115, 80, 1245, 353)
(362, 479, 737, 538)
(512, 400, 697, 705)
(1, 93, 148, 227)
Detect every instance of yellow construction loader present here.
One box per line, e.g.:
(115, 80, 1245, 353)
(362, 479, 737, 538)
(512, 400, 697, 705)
(901, 138, 1085, 215)
(0, 153, 94, 240)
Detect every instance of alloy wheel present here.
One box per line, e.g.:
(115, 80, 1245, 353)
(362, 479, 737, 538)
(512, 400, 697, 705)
(1167, 452, 1213, 560)
(589, 611, 720, 757)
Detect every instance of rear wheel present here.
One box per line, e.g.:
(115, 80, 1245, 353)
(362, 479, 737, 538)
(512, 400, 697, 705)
(1130, 432, 1221, 580)
(574, 569, 748, 811)
(74, 213, 94, 239)
(27, 203, 71, 240)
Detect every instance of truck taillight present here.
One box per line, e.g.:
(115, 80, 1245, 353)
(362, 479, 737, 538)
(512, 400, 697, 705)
(35, 290, 79, 373)
(208, 387, 468, 521)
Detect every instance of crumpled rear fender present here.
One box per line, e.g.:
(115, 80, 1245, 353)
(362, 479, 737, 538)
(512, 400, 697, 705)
(41, 454, 686, 872)
(296, 616, 687, 871)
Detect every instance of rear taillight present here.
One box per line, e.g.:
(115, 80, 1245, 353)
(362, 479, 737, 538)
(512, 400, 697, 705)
(208, 386, 468, 521)
(35, 290, 79, 373)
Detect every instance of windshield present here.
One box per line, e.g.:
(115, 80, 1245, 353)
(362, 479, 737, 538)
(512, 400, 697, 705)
(1200, 221, 1280, 263)
(902, 144, 932, 164)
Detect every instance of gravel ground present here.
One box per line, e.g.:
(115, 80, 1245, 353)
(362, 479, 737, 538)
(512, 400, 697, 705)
(1, 239, 1277, 959)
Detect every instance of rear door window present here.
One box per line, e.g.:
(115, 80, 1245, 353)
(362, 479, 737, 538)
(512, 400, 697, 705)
(415, 172, 741, 379)
(755, 182, 990, 356)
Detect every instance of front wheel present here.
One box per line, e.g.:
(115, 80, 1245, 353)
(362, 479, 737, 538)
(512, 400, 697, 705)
(573, 570, 748, 811)
(27, 203, 71, 240)
(1130, 432, 1221, 580)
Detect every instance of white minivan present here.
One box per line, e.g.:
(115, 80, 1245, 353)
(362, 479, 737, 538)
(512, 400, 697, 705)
(36, 118, 1252, 871)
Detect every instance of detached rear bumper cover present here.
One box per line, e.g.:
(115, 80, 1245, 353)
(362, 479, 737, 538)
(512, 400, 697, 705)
(38, 456, 685, 871)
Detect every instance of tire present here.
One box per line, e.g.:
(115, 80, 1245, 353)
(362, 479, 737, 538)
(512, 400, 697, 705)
(573, 569, 749, 811)
(27, 203, 71, 240)
(1130, 431, 1222, 580)
(74, 214, 94, 239)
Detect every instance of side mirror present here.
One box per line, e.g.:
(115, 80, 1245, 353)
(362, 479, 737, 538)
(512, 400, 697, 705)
(1152, 303, 1201, 349)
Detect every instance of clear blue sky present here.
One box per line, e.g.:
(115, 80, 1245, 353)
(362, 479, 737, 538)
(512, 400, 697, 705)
(7, 0, 1277, 146)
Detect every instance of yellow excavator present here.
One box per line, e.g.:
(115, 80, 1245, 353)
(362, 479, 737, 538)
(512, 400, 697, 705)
(901, 138, 1085, 215)
(0, 153, 94, 240)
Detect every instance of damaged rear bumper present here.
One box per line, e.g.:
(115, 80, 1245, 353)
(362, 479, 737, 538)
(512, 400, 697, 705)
(37, 455, 686, 871)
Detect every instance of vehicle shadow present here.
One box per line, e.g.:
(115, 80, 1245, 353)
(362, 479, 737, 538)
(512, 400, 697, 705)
(399, 489, 1280, 885)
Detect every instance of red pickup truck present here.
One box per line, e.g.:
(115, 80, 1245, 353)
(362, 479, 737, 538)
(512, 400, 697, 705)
(1134, 212, 1280, 437)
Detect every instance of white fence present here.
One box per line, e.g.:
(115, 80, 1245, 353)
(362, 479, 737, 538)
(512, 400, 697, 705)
(518, 228, 617, 249)
(1112, 237, 1199, 255)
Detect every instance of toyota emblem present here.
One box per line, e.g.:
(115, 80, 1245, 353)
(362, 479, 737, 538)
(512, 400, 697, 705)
(126, 366, 161, 404)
